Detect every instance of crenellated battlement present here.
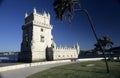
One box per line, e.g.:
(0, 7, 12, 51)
(53, 43, 80, 51)
(55, 47, 76, 50)
(25, 8, 50, 26)
(25, 8, 50, 19)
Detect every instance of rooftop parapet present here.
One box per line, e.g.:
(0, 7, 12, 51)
(24, 8, 50, 26)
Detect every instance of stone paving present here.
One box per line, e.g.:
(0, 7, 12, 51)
(0, 62, 71, 78)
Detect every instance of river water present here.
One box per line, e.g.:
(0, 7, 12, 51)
(0, 55, 18, 63)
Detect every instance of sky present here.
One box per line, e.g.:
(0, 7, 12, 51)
(0, 0, 120, 52)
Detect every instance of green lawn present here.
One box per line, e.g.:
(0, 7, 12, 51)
(26, 61, 120, 78)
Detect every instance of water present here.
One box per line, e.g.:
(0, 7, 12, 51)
(0, 55, 18, 63)
(0, 53, 119, 63)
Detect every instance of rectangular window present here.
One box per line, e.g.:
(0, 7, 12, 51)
(40, 35, 44, 42)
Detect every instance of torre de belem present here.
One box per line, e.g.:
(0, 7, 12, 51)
(18, 8, 80, 62)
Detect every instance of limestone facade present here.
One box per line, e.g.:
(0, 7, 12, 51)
(18, 8, 80, 62)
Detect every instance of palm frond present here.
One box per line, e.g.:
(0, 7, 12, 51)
(53, 0, 79, 21)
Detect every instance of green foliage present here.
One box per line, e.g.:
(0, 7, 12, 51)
(94, 36, 114, 51)
(26, 61, 120, 78)
(53, 0, 80, 22)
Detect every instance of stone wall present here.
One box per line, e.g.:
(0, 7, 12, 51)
(53, 47, 79, 60)
(46, 45, 80, 61)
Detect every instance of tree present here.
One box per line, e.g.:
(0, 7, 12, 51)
(94, 36, 114, 58)
(94, 36, 114, 51)
(53, 0, 110, 73)
(103, 35, 114, 48)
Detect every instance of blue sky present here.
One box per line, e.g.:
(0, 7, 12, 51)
(0, 0, 120, 52)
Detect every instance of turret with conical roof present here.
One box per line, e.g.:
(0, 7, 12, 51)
(33, 8, 37, 14)
(25, 12, 28, 18)
(75, 43, 80, 55)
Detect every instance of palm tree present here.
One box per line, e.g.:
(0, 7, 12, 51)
(103, 35, 114, 48)
(94, 36, 114, 51)
(53, 0, 110, 73)
(94, 36, 114, 60)
(103, 36, 114, 57)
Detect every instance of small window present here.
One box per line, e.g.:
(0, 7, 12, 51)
(41, 28, 43, 32)
(40, 36, 44, 42)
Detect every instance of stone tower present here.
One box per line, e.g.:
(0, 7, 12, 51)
(18, 8, 53, 62)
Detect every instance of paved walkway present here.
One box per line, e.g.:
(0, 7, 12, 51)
(0, 62, 72, 78)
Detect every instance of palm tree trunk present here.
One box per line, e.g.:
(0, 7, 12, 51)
(75, 9, 110, 73)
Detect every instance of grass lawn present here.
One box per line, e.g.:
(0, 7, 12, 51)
(26, 61, 120, 78)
